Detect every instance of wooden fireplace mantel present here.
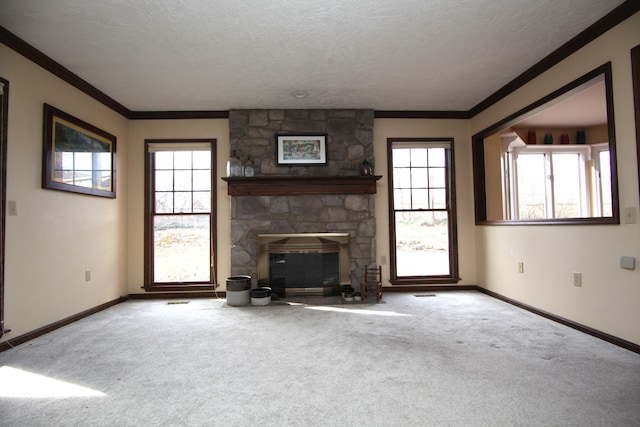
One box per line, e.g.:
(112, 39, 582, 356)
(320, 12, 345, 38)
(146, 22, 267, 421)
(222, 175, 382, 196)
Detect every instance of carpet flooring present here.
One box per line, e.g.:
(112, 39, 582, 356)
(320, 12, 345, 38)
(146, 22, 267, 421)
(1, 291, 639, 426)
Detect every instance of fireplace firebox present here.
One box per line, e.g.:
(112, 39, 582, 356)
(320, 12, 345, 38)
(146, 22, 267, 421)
(257, 233, 350, 296)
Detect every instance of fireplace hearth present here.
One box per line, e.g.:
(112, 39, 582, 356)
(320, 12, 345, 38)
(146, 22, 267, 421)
(257, 233, 350, 296)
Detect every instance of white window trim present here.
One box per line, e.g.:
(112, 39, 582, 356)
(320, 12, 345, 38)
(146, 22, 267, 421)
(590, 142, 610, 217)
(506, 145, 592, 220)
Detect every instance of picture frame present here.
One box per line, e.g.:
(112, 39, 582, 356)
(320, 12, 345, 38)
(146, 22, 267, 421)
(42, 104, 116, 198)
(276, 134, 328, 166)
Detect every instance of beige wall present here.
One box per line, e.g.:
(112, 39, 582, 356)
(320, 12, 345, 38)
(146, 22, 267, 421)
(372, 119, 476, 286)
(470, 12, 640, 345)
(0, 45, 129, 338)
(1, 11, 638, 347)
(127, 120, 231, 294)
(127, 118, 476, 292)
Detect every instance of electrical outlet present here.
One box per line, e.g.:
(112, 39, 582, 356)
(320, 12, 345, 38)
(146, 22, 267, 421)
(381, 255, 387, 265)
(518, 262, 524, 274)
(625, 207, 637, 224)
(573, 272, 582, 287)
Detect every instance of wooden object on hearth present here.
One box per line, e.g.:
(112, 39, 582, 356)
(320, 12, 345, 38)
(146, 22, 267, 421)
(222, 175, 382, 196)
(360, 264, 382, 303)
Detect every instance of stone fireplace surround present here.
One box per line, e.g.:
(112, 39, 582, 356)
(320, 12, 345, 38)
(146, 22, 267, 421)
(227, 109, 377, 289)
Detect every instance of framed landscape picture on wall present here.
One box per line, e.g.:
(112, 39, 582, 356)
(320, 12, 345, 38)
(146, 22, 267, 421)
(276, 134, 327, 166)
(42, 104, 116, 198)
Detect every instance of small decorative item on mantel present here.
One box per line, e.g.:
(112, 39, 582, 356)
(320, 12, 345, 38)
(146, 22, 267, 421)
(226, 150, 243, 177)
(360, 159, 373, 176)
(560, 133, 570, 144)
(543, 133, 553, 144)
(526, 130, 537, 144)
(576, 130, 586, 144)
(243, 155, 256, 177)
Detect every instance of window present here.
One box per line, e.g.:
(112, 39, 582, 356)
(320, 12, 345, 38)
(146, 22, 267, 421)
(144, 140, 217, 291)
(387, 138, 459, 284)
(504, 144, 609, 220)
(472, 63, 619, 225)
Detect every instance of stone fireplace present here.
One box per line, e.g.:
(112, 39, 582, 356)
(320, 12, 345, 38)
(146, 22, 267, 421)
(229, 193, 376, 290)
(257, 233, 350, 296)
(226, 109, 377, 290)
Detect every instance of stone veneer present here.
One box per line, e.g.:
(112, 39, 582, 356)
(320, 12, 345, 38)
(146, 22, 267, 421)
(228, 109, 376, 288)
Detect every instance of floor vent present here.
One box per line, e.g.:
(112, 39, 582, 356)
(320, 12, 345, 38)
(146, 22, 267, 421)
(167, 301, 190, 305)
(414, 294, 436, 298)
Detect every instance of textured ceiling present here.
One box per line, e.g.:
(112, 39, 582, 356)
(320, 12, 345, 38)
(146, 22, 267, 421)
(0, 0, 627, 111)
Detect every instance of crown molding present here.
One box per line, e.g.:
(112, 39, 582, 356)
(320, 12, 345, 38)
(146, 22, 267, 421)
(468, 0, 640, 117)
(0, 26, 131, 118)
(373, 110, 470, 119)
(2, 1, 638, 120)
(128, 110, 229, 120)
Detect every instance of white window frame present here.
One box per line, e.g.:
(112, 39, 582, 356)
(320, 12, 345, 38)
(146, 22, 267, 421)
(590, 142, 610, 217)
(505, 145, 591, 220)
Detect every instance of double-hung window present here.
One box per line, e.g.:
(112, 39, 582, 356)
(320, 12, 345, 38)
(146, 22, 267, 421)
(388, 138, 459, 284)
(144, 139, 217, 291)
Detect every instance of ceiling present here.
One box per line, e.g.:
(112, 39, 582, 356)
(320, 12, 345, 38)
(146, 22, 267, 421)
(0, 0, 628, 112)
(517, 78, 608, 128)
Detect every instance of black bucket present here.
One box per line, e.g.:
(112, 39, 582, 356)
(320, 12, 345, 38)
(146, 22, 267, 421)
(226, 275, 251, 291)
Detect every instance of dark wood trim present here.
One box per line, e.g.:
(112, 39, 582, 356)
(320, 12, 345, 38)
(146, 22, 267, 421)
(472, 62, 621, 226)
(473, 63, 615, 141)
(0, 78, 7, 339)
(143, 284, 217, 292)
(384, 285, 474, 292)
(0, 296, 126, 352)
(129, 110, 229, 120)
(471, 135, 488, 223)
(468, 1, 640, 117)
(386, 140, 397, 279)
(475, 287, 640, 355)
(374, 111, 469, 119)
(474, 217, 621, 226)
(386, 138, 459, 283)
(632, 44, 640, 203)
(390, 278, 462, 285)
(222, 175, 382, 196)
(143, 139, 218, 292)
(128, 291, 225, 299)
(0, 26, 131, 118)
(448, 139, 460, 281)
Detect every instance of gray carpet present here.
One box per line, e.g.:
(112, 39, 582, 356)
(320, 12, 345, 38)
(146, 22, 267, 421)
(1, 291, 639, 426)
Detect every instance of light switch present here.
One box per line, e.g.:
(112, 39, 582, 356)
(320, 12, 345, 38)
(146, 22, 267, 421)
(620, 256, 636, 270)
(625, 207, 637, 224)
(8, 200, 17, 216)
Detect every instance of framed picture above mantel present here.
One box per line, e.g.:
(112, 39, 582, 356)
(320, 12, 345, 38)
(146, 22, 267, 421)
(276, 134, 327, 166)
